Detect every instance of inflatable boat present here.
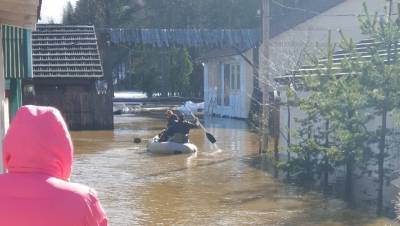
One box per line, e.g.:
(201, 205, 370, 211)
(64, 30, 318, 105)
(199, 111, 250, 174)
(147, 136, 197, 154)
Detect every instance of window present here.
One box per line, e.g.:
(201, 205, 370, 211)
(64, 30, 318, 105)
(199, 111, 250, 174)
(236, 65, 240, 90)
(230, 65, 235, 90)
(224, 64, 230, 106)
(228, 64, 241, 91)
(216, 64, 222, 105)
(217, 63, 241, 106)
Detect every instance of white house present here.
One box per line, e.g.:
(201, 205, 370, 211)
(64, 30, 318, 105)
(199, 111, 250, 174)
(202, 48, 256, 119)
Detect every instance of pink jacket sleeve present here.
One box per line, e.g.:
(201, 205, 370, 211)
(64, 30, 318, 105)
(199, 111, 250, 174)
(86, 190, 108, 226)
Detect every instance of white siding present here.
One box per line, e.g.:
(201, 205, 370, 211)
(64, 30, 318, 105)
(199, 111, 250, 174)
(268, 0, 387, 79)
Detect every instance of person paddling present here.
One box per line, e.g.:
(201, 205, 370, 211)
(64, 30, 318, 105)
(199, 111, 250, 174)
(0, 105, 108, 226)
(169, 114, 199, 143)
(159, 110, 178, 142)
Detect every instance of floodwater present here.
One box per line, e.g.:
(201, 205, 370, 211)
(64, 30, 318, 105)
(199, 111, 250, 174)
(71, 115, 397, 226)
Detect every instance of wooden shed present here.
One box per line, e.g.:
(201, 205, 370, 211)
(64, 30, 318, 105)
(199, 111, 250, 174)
(24, 24, 113, 130)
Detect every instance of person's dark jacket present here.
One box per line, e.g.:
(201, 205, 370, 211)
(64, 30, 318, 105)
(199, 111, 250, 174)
(168, 119, 198, 143)
(158, 114, 179, 142)
(167, 114, 178, 128)
(164, 114, 178, 137)
(172, 120, 198, 135)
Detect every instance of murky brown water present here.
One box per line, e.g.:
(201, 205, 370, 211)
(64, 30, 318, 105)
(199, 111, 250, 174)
(71, 115, 397, 226)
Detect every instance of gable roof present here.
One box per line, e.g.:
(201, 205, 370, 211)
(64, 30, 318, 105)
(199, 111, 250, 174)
(32, 24, 103, 78)
(270, 0, 345, 38)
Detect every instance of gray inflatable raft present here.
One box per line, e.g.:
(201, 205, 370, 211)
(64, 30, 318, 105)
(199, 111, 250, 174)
(147, 136, 197, 154)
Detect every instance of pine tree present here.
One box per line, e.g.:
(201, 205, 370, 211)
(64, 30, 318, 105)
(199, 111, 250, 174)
(340, 2, 400, 215)
(62, 2, 76, 25)
(285, 31, 370, 200)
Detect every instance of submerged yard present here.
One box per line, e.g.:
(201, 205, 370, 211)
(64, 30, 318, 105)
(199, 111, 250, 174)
(70, 115, 396, 225)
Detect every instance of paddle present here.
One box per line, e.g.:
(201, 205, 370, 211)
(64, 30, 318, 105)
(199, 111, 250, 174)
(184, 106, 217, 144)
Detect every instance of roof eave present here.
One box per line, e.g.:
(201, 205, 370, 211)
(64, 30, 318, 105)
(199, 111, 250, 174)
(0, 0, 41, 29)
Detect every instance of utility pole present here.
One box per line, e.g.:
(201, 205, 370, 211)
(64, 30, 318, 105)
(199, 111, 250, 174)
(259, 0, 270, 153)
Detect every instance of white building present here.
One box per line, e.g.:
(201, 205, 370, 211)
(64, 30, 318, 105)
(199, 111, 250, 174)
(202, 48, 256, 119)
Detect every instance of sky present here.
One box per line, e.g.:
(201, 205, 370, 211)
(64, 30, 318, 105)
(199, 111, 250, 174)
(39, 0, 78, 23)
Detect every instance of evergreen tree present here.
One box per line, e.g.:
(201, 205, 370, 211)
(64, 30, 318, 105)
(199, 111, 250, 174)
(285, 31, 371, 201)
(62, 2, 76, 25)
(340, 2, 400, 215)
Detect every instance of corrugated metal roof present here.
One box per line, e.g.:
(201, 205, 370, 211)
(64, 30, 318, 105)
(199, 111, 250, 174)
(107, 28, 261, 49)
(32, 24, 103, 78)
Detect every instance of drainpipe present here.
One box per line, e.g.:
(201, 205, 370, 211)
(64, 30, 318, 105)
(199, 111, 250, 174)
(0, 29, 5, 172)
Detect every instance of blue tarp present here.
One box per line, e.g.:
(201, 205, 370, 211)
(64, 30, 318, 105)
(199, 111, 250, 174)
(107, 28, 261, 49)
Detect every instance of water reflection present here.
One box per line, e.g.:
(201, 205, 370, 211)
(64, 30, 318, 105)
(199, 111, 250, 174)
(70, 115, 397, 225)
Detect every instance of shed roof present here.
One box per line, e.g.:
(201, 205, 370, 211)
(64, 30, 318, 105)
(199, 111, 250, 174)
(32, 24, 103, 78)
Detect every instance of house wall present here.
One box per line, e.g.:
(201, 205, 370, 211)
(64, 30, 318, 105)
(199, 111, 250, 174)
(268, 0, 387, 79)
(203, 49, 254, 119)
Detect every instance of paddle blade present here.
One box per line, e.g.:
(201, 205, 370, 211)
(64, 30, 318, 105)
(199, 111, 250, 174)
(206, 132, 217, 144)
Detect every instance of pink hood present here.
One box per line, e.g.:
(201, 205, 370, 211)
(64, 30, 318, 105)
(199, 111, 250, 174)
(0, 105, 107, 226)
(4, 105, 73, 180)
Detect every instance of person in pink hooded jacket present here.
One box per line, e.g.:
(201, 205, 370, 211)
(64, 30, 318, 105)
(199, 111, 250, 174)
(0, 105, 108, 226)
